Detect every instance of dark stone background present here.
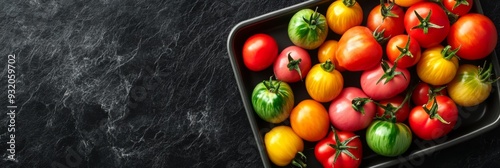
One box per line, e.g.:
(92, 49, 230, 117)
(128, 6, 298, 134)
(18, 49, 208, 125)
(0, 0, 499, 167)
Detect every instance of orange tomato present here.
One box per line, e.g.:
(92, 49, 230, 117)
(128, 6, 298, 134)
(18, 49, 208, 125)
(317, 40, 344, 71)
(390, 0, 425, 7)
(290, 99, 330, 142)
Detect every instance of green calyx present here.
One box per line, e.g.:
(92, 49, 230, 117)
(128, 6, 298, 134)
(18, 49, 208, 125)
(343, 0, 357, 7)
(453, 0, 470, 10)
(380, 0, 399, 19)
(287, 53, 303, 81)
(328, 127, 360, 164)
(478, 61, 500, 84)
(291, 152, 307, 168)
(302, 7, 321, 30)
(373, 25, 390, 44)
(423, 97, 450, 124)
(351, 97, 372, 115)
(376, 60, 407, 85)
(262, 76, 281, 94)
(320, 59, 335, 72)
(441, 45, 460, 60)
(411, 9, 444, 34)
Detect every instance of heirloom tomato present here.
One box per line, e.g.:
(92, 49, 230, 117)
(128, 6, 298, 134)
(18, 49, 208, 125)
(315, 129, 363, 168)
(416, 45, 459, 86)
(360, 61, 411, 100)
(305, 60, 344, 103)
(251, 77, 294, 123)
(290, 99, 330, 142)
(336, 26, 383, 71)
(447, 63, 498, 107)
(288, 8, 328, 50)
(386, 35, 421, 68)
(317, 40, 344, 71)
(367, 0, 405, 39)
(404, 2, 450, 48)
(264, 126, 306, 167)
(273, 46, 312, 83)
(409, 95, 458, 140)
(242, 33, 278, 71)
(366, 120, 412, 157)
(411, 81, 447, 106)
(377, 95, 410, 123)
(443, 0, 473, 16)
(329, 87, 376, 132)
(390, 0, 425, 7)
(326, 0, 363, 35)
(447, 13, 498, 60)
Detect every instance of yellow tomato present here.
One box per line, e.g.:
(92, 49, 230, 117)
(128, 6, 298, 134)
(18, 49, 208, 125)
(390, 0, 425, 7)
(290, 99, 330, 142)
(447, 64, 494, 107)
(264, 126, 304, 167)
(317, 40, 344, 71)
(305, 60, 344, 102)
(326, 0, 363, 35)
(416, 45, 459, 86)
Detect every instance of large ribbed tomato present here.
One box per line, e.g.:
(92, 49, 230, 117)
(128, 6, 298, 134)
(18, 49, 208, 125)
(336, 26, 383, 71)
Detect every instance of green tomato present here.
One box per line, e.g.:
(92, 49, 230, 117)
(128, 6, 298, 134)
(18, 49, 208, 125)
(251, 77, 294, 123)
(288, 8, 328, 50)
(366, 120, 412, 157)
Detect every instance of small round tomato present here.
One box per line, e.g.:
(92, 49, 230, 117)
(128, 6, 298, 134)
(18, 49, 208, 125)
(317, 40, 344, 71)
(326, 0, 363, 35)
(360, 61, 411, 100)
(264, 126, 305, 167)
(336, 26, 383, 71)
(367, 1, 405, 39)
(386, 35, 421, 68)
(251, 77, 294, 123)
(305, 60, 344, 103)
(404, 2, 450, 48)
(242, 33, 278, 71)
(390, 0, 425, 7)
(290, 99, 330, 142)
(377, 95, 410, 123)
(411, 81, 447, 106)
(416, 45, 459, 86)
(329, 87, 377, 132)
(315, 129, 363, 168)
(443, 0, 473, 16)
(409, 95, 458, 140)
(273, 46, 312, 83)
(288, 8, 328, 50)
(366, 120, 412, 157)
(447, 13, 498, 60)
(447, 63, 497, 107)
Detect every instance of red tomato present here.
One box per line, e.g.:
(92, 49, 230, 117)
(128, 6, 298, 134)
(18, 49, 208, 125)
(411, 81, 447, 106)
(329, 87, 376, 132)
(377, 95, 410, 123)
(443, 0, 473, 16)
(315, 129, 362, 168)
(367, 1, 405, 39)
(242, 34, 278, 71)
(386, 35, 421, 68)
(409, 95, 458, 140)
(447, 13, 498, 60)
(404, 2, 450, 48)
(273, 46, 312, 83)
(290, 99, 330, 142)
(360, 61, 411, 100)
(336, 26, 383, 71)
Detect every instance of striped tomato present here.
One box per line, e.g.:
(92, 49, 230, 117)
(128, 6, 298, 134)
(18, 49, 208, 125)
(251, 77, 294, 123)
(365, 120, 412, 157)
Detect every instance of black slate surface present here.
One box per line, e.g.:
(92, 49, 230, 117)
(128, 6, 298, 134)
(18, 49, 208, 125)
(0, 0, 499, 168)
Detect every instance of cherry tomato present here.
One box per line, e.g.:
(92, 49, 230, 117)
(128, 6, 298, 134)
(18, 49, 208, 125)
(336, 26, 383, 71)
(242, 33, 278, 71)
(377, 95, 410, 123)
(447, 13, 498, 60)
(273, 46, 312, 83)
(367, 0, 405, 39)
(360, 61, 411, 100)
(447, 63, 497, 107)
(317, 40, 344, 71)
(411, 81, 447, 106)
(366, 120, 412, 157)
(264, 126, 305, 167)
(390, 0, 425, 7)
(416, 45, 459, 86)
(315, 129, 362, 168)
(443, 0, 473, 16)
(386, 35, 421, 68)
(409, 95, 458, 140)
(329, 87, 376, 132)
(305, 60, 344, 103)
(290, 99, 330, 142)
(288, 8, 328, 50)
(404, 2, 450, 48)
(326, 0, 363, 35)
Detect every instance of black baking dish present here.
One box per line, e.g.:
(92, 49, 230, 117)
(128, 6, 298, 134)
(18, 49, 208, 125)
(227, 0, 500, 167)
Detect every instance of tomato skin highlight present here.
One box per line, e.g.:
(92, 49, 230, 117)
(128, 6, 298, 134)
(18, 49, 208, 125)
(366, 120, 412, 157)
(242, 34, 278, 71)
(264, 126, 304, 166)
(288, 8, 328, 50)
(305, 61, 344, 103)
(404, 2, 450, 48)
(447, 64, 493, 107)
(329, 87, 376, 132)
(273, 46, 312, 83)
(409, 95, 458, 140)
(315, 130, 363, 168)
(416, 45, 459, 86)
(447, 13, 498, 60)
(336, 26, 383, 71)
(326, 0, 363, 35)
(290, 99, 330, 142)
(251, 79, 294, 123)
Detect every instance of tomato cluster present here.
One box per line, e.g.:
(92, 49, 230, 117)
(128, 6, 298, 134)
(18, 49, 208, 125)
(241, 0, 498, 167)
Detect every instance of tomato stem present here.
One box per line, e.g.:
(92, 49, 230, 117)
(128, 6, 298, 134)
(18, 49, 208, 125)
(454, 0, 470, 10)
(351, 97, 372, 115)
(291, 152, 307, 168)
(328, 128, 360, 164)
(373, 25, 390, 44)
(411, 9, 444, 34)
(263, 76, 281, 94)
(394, 35, 414, 63)
(478, 61, 500, 84)
(441, 45, 460, 60)
(320, 59, 335, 72)
(302, 7, 321, 30)
(376, 60, 407, 85)
(380, 0, 399, 19)
(343, 0, 357, 7)
(287, 53, 303, 81)
(423, 96, 450, 124)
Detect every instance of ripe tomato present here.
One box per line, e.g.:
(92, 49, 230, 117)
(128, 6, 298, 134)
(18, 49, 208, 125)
(288, 8, 328, 50)
(329, 87, 376, 132)
(290, 99, 330, 142)
(242, 33, 278, 71)
(377, 95, 410, 123)
(404, 2, 450, 48)
(390, 0, 425, 7)
(360, 61, 411, 100)
(366, 120, 412, 157)
(409, 95, 458, 140)
(264, 126, 305, 167)
(447, 63, 497, 107)
(317, 40, 344, 71)
(416, 45, 459, 86)
(326, 0, 363, 35)
(447, 13, 498, 60)
(336, 26, 383, 71)
(305, 60, 344, 103)
(411, 81, 447, 106)
(443, 0, 473, 16)
(386, 35, 421, 68)
(273, 46, 312, 83)
(315, 129, 362, 168)
(367, 1, 405, 39)
(251, 77, 294, 123)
